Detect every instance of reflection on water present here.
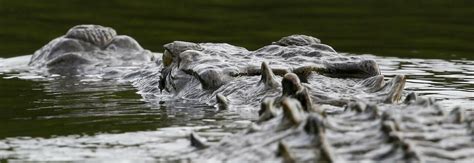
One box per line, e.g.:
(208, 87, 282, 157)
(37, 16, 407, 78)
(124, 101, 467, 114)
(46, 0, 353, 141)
(0, 54, 472, 160)
(370, 55, 474, 109)
(0, 69, 255, 138)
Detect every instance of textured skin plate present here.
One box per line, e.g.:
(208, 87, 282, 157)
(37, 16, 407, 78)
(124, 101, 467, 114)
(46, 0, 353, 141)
(65, 24, 117, 48)
(28, 24, 154, 75)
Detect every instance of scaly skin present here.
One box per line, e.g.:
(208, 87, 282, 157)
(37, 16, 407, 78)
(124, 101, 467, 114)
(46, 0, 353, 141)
(180, 73, 473, 162)
(29, 24, 156, 75)
(149, 35, 405, 110)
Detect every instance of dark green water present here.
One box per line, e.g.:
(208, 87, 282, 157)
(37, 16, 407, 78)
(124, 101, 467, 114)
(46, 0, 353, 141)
(0, 0, 473, 161)
(1, 0, 473, 59)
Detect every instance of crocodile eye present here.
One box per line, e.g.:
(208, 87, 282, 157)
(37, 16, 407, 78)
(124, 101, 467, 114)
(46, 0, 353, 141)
(163, 50, 173, 67)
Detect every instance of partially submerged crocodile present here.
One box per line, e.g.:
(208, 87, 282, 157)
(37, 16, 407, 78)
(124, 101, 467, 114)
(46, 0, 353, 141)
(129, 35, 405, 111)
(19, 25, 473, 162)
(25, 25, 405, 108)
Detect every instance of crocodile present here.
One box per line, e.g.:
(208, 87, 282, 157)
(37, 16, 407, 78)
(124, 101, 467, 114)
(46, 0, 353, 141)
(28, 24, 158, 76)
(20, 25, 472, 162)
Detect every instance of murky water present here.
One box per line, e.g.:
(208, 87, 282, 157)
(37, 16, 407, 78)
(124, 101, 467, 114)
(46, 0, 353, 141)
(1, 0, 473, 60)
